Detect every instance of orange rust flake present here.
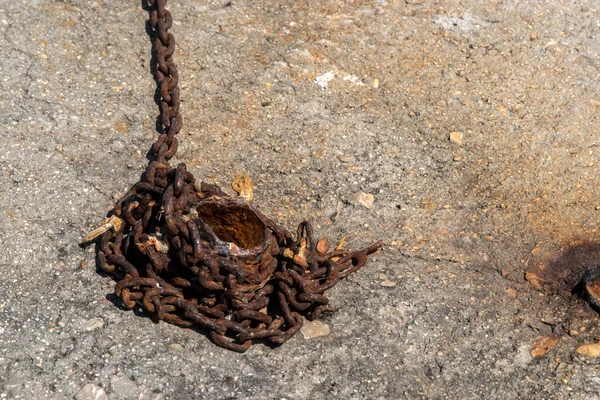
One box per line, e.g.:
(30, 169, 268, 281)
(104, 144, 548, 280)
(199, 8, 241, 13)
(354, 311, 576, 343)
(531, 336, 559, 358)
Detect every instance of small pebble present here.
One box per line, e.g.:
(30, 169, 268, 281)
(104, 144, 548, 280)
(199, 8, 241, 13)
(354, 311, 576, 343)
(84, 317, 105, 331)
(577, 343, 600, 357)
(75, 384, 107, 400)
(449, 131, 463, 145)
(111, 140, 125, 153)
(169, 343, 184, 351)
(316, 238, 329, 254)
(515, 343, 533, 367)
(505, 288, 517, 298)
(380, 280, 397, 287)
(111, 375, 139, 398)
(301, 320, 330, 339)
(354, 192, 375, 209)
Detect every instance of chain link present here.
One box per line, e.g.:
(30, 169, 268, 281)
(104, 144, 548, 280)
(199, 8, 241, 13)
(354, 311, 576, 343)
(92, 0, 382, 352)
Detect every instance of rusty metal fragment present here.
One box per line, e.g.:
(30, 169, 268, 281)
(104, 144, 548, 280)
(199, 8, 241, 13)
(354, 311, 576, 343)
(86, 0, 383, 352)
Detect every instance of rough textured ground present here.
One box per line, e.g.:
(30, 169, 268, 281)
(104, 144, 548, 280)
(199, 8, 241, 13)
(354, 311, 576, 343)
(2, 0, 600, 399)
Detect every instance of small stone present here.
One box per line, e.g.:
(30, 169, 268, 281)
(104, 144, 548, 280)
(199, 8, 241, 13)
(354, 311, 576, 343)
(111, 375, 138, 398)
(301, 320, 330, 339)
(84, 317, 105, 331)
(577, 343, 600, 357)
(11, 169, 21, 183)
(316, 238, 329, 254)
(338, 155, 352, 163)
(169, 343, 184, 351)
(449, 131, 463, 145)
(111, 140, 125, 153)
(531, 247, 542, 256)
(4, 371, 28, 392)
(504, 288, 517, 298)
(75, 384, 108, 400)
(354, 192, 375, 209)
(515, 343, 533, 367)
(530, 336, 558, 358)
(380, 280, 397, 287)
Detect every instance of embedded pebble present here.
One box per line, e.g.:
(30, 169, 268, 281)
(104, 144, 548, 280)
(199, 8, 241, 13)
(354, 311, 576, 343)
(111, 375, 139, 398)
(111, 140, 126, 153)
(354, 192, 375, 209)
(84, 317, 105, 331)
(169, 343, 185, 351)
(301, 320, 331, 339)
(577, 343, 600, 357)
(380, 280, 397, 287)
(515, 343, 533, 367)
(75, 384, 108, 400)
(449, 131, 463, 145)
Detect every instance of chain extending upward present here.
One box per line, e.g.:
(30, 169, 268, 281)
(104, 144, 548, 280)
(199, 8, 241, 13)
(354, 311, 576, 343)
(148, 0, 182, 163)
(88, 0, 382, 352)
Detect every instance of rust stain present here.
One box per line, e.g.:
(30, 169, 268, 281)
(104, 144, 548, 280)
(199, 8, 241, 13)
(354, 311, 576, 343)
(530, 336, 559, 358)
(526, 239, 600, 295)
(60, 18, 76, 28)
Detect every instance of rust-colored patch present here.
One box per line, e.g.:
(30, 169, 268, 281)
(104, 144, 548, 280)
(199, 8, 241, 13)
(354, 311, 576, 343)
(526, 240, 600, 295)
(531, 336, 559, 358)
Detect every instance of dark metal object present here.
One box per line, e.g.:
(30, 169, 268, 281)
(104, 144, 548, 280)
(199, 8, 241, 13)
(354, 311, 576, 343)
(92, 0, 382, 352)
(575, 266, 600, 310)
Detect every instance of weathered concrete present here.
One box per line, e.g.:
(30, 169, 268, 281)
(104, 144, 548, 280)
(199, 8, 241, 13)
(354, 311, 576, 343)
(2, 0, 600, 398)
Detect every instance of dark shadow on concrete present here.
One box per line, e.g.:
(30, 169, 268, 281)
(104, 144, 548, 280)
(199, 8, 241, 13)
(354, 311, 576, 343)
(527, 240, 600, 296)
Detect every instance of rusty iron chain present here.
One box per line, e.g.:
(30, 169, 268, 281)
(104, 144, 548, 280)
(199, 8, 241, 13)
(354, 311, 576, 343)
(90, 0, 383, 352)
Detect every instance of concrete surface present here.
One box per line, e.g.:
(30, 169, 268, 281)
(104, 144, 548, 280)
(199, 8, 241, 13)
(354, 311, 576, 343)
(2, 0, 600, 398)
